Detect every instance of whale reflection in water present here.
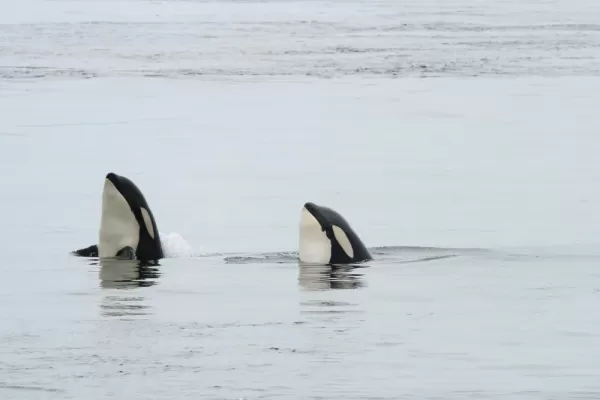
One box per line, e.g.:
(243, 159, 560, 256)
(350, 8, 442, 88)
(298, 263, 368, 291)
(97, 258, 161, 289)
(95, 259, 160, 318)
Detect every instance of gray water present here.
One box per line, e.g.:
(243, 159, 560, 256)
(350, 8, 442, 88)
(2, 0, 600, 399)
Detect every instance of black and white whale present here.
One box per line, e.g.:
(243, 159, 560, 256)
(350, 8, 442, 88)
(72, 172, 163, 264)
(299, 202, 372, 265)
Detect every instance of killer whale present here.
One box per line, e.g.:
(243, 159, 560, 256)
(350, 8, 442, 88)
(72, 172, 163, 264)
(299, 201, 372, 265)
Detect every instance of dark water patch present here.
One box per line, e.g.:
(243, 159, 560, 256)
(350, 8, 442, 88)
(301, 300, 358, 307)
(2, 61, 600, 82)
(0, 384, 64, 393)
(267, 346, 311, 354)
(0, 66, 97, 80)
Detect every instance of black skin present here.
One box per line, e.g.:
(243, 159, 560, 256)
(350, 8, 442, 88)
(73, 244, 98, 257)
(304, 202, 372, 264)
(116, 246, 135, 260)
(73, 245, 135, 260)
(72, 172, 164, 264)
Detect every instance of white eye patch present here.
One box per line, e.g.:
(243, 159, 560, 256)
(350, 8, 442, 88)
(140, 207, 155, 239)
(332, 225, 354, 258)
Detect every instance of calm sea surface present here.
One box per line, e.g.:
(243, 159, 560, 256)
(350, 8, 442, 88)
(1, 0, 600, 399)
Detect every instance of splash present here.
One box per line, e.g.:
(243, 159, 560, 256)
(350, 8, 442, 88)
(159, 232, 198, 258)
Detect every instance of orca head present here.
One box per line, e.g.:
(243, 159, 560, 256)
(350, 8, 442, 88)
(98, 172, 163, 263)
(299, 202, 372, 265)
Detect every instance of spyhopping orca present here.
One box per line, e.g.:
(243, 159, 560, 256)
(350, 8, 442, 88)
(72, 172, 163, 264)
(299, 202, 372, 265)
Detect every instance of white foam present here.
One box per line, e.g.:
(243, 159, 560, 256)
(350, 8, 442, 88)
(159, 232, 197, 258)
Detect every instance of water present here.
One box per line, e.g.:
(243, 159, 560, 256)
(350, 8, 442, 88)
(1, 0, 600, 398)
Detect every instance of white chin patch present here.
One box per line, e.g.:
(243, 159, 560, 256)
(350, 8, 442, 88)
(299, 207, 331, 264)
(98, 179, 139, 258)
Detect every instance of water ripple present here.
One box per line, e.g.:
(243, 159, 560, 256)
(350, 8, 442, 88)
(2, 3, 599, 81)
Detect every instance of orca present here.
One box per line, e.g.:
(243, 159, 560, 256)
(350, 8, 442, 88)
(299, 202, 372, 265)
(72, 172, 163, 264)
